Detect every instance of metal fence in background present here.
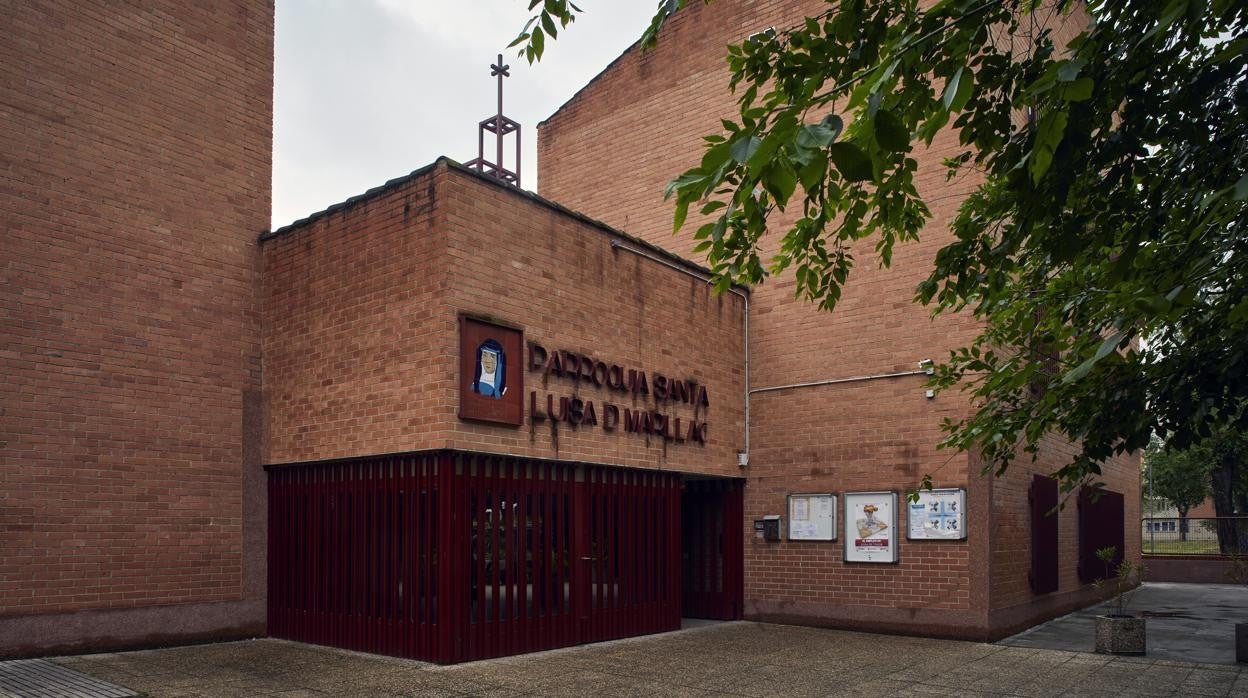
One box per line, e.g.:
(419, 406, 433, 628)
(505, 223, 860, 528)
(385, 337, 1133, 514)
(1141, 517, 1248, 555)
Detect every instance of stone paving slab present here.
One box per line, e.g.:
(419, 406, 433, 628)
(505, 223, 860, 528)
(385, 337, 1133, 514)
(0, 658, 136, 698)
(49, 621, 1248, 697)
(1000, 582, 1248, 665)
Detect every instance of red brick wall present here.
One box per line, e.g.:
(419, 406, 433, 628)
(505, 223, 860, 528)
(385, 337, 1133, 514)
(539, 0, 986, 636)
(442, 168, 746, 475)
(263, 167, 452, 463)
(538, 0, 1139, 638)
(262, 161, 746, 477)
(539, 0, 825, 261)
(985, 436, 1142, 633)
(0, 1, 272, 654)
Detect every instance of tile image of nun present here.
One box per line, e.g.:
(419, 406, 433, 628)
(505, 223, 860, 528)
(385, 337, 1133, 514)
(473, 339, 506, 398)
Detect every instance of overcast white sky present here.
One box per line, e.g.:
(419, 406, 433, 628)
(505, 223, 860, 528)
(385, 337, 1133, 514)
(272, 1, 657, 230)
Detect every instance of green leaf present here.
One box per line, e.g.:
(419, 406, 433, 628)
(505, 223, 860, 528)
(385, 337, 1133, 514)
(1062, 329, 1127, 385)
(530, 26, 545, 59)
(540, 11, 558, 39)
(673, 198, 690, 232)
(1029, 110, 1068, 186)
(747, 133, 785, 174)
(946, 67, 974, 113)
(798, 157, 827, 192)
(1061, 77, 1094, 102)
(1141, 0, 1188, 44)
(942, 67, 964, 110)
(829, 142, 874, 182)
(700, 142, 731, 174)
(1057, 58, 1086, 82)
(1234, 174, 1248, 201)
(874, 110, 910, 152)
(664, 171, 706, 200)
(797, 123, 837, 149)
(764, 165, 798, 206)
(730, 136, 761, 164)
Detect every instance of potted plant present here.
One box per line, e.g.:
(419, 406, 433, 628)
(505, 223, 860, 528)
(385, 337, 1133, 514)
(1092, 546, 1147, 655)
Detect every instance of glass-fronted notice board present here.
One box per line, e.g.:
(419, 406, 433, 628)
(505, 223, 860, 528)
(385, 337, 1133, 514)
(787, 493, 837, 541)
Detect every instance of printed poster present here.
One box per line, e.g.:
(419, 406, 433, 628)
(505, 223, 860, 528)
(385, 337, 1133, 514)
(907, 488, 967, 540)
(844, 492, 898, 563)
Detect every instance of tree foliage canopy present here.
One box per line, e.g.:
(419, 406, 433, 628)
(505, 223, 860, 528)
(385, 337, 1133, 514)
(1143, 436, 1212, 517)
(514, 0, 1248, 493)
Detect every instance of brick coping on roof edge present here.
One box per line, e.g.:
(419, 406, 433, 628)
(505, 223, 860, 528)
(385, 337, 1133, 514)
(259, 158, 747, 295)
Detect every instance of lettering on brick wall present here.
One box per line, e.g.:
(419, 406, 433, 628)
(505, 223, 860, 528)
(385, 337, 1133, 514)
(527, 341, 708, 445)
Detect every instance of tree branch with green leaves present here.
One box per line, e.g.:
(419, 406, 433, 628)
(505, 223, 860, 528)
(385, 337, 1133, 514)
(515, 0, 1248, 494)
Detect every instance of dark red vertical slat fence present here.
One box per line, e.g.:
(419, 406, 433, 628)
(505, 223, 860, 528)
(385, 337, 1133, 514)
(577, 466, 684, 645)
(680, 479, 744, 620)
(268, 451, 689, 664)
(268, 453, 446, 660)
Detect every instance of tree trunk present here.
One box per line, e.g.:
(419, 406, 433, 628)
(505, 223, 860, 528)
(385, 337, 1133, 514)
(1178, 506, 1189, 542)
(1237, 488, 1248, 554)
(1211, 457, 1243, 554)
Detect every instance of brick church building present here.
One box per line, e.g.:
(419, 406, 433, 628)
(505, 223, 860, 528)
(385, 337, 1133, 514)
(1, 1, 1138, 661)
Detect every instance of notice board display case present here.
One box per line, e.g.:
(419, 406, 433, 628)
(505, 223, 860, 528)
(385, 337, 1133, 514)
(787, 493, 836, 541)
(906, 488, 966, 540)
(844, 491, 899, 563)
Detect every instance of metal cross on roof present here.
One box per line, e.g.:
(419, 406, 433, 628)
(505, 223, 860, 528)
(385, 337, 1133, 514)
(466, 53, 521, 186)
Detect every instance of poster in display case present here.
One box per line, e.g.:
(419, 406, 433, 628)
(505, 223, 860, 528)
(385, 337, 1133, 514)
(843, 491, 899, 563)
(907, 488, 967, 540)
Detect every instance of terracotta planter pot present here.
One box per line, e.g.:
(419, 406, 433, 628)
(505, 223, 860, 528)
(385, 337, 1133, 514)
(1095, 615, 1146, 655)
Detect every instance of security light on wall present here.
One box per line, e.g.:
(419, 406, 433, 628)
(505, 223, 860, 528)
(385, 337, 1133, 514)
(918, 358, 934, 375)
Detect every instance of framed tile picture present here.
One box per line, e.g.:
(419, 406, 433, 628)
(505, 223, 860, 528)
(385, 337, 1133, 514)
(458, 316, 524, 426)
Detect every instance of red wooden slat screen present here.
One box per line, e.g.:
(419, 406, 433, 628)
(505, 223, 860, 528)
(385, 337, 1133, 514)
(269, 450, 690, 664)
(268, 453, 444, 660)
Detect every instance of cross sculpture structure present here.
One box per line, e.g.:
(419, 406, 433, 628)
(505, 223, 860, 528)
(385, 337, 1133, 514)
(466, 53, 521, 186)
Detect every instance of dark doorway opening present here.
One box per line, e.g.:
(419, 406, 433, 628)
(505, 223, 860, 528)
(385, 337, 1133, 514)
(680, 477, 744, 620)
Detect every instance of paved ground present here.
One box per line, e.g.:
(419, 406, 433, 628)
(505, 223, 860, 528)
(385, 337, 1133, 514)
(51, 621, 1248, 698)
(0, 658, 135, 698)
(1001, 583, 1248, 665)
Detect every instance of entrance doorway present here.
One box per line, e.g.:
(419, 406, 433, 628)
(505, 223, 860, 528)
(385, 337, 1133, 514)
(681, 477, 744, 621)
